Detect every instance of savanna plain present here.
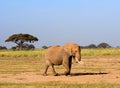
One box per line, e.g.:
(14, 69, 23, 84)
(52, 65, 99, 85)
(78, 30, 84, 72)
(0, 48, 120, 88)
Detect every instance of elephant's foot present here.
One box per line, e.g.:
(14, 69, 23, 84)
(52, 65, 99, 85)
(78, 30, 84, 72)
(53, 73, 59, 76)
(64, 71, 70, 76)
(65, 73, 70, 76)
(43, 73, 47, 76)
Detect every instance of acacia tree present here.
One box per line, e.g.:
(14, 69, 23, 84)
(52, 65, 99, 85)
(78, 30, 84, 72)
(5, 33, 38, 50)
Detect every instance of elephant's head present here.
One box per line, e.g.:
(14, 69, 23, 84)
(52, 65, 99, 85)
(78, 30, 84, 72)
(63, 43, 83, 64)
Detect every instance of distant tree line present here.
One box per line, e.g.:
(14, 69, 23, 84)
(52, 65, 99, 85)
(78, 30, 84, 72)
(81, 42, 111, 49)
(0, 42, 117, 50)
(0, 46, 7, 50)
(42, 42, 112, 49)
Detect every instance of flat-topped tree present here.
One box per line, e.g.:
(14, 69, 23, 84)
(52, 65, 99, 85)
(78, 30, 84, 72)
(5, 33, 38, 50)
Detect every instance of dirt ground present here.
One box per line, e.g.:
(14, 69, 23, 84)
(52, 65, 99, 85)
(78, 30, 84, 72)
(0, 56, 120, 84)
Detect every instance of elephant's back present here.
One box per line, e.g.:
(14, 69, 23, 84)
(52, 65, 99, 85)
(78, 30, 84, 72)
(45, 46, 62, 58)
(46, 46, 61, 53)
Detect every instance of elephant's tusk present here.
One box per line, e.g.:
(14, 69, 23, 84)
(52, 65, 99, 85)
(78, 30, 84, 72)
(75, 57, 84, 64)
(78, 61, 84, 64)
(75, 57, 79, 62)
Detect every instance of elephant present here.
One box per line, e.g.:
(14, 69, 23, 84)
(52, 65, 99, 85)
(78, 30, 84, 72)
(43, 43, 83, 76)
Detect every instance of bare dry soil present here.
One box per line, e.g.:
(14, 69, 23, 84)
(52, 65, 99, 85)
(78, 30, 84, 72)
(0, 56, 120, 84)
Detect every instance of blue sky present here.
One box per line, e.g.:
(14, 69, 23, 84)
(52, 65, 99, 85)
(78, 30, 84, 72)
(0, 0, 120, 48)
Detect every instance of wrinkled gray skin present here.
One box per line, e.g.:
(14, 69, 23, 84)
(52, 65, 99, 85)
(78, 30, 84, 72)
(43, 43, 81, 76)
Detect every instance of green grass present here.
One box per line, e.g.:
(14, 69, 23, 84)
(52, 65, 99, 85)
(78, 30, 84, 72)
(0, 82, 120, 88)
(0, 49, 45, 57)
(0, 48, 120, 58)
(82, 48, 120, 57)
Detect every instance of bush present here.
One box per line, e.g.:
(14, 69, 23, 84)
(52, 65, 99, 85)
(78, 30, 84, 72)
(0, 46, 7, 50)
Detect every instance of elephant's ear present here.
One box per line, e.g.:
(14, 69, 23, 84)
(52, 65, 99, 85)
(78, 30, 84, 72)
(63, 43, 72, 56)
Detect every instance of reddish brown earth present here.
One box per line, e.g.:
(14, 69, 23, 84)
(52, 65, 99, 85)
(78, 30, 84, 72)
(0, 56, 120, 84)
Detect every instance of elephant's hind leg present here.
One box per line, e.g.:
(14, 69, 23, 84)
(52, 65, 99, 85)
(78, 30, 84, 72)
(43, 63, 49, 76)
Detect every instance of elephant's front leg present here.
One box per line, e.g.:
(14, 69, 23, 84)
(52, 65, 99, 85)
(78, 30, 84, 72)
(63, 57, 72, 76)
(63, 64, 71, 76)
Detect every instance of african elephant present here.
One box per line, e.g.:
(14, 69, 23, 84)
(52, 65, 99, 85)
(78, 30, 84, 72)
(43, 43, 83, 76)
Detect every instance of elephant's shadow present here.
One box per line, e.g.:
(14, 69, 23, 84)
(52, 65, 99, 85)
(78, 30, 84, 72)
(70, 72, 108, 76)
(60, 72, 108, 76)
